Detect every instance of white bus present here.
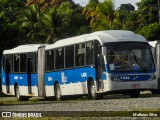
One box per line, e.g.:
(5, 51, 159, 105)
(1, 30, 157, 101)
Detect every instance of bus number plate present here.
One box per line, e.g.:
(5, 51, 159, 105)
(132, 84, 140, 89)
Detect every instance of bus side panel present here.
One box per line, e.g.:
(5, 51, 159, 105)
(1, 67, 13, 95)
(45, 67, 96, 96)
(9, 73, 38, 96)
(1, 67, 7, 94)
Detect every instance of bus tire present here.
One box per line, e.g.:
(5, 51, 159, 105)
(88, 80, 98, 100)
(55, 83, 61, 101)
(129, 91, 140, 98)
(15, 85, 29, 101)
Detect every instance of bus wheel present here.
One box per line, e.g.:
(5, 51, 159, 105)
(15, 85, 29, 101)
(55, 84, 61, 101)
(129, 91, 140, 98)
(88, 80, 97, 100)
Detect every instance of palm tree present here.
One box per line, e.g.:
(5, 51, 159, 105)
(18, 4, 44, 43)
(41, 2, 73, 43)
(83, 0, 120, 30)
(42, 7, 63, 43)
(100, 0, 120, 29)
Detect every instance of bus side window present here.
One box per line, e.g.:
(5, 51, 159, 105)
(27, 53, 36, 73)
(4, 55, 12, 73)
(75, 43, 85, 67)
(65, 46, 74, 68)
(46, 50, 54, 71)
(13, 54, 20, 72)
(55, 48, 64, 70)
(94, 40, 101, 54)
(20, 54, 27, 73)
(86, 41, 94, 65)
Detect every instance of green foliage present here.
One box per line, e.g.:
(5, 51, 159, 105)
(0, 0, 160, 56)
(138, 23, 160, 41)
(137, 0, 159, 27)
(83, 0, 120, 31)
(119, 4, 135, 12)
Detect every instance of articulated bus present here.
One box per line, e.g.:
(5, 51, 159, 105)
(1, 30, 157, 101)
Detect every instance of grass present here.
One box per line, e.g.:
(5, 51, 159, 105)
(0, 91, 11, 97)
(0, 95, 89, 105)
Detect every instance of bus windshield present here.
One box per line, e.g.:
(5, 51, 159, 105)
(106, 42, 155, 72)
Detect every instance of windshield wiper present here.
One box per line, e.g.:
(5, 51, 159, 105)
(131, 50, 148, 73)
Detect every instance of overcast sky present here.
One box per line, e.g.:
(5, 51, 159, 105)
(73, 0, 141, 9)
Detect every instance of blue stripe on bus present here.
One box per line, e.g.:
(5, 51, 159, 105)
(45, 67, 97, 86)
(105, 64, 156, 74)
(2, 67, 98, 86)
(2, 65, 155, 86)
(117, 74, 151, 81)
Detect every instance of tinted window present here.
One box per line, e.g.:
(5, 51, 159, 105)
(55, 48, 64, 69)
(27, 53, 36, 73)
(65, 46, 74, 68)
(94, 40, 101, 53)
(14, 54, 20, 72)
(86, 41, 94, 65)
(75, 43, 85, 66)
(4, 55, 12, 73)
(106, 42, 154, 72)
(46, 50, 54, 71)
(20, 54, 27, 72)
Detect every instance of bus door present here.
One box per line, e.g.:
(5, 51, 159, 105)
(27, 58, 34, 94)
(37, 46, 46, 97)
(5, 56, 12, 93)
(96, 53, 105, 91)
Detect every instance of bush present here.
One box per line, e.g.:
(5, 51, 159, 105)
(138, 22, 160, 41)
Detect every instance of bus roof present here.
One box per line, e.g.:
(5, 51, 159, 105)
(3, 44, 46, 54)
(46, 30, 147, 50)
(3, 30, 147, 54)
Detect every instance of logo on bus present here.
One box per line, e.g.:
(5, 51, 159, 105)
(61, 72, 67, 83)
(48, 76, 53, 81)
(81, 73, 87, 77)
(14, 76, 18, 80)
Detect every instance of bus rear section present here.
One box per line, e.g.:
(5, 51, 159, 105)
(1, 44, 46, 101)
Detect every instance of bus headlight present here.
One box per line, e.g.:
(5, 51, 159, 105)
(111, 77, 119, 81)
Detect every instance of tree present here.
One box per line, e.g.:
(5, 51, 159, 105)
(119, 4, 135, 12)
(42, 2, 90, 42)
(18, 4, 45, 43)
(26, 0, 74, 10)
(138, 23, 160, 40)
(137, 0, 159, 27)
(0, 0, 25, 50)
(42, 5, 70, 43)
(83, 0, 120, 31)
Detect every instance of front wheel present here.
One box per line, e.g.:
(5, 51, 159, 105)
(55, 84, 62, 101)
(88, 80, 103, 100)
(88, 80, 96, 100)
